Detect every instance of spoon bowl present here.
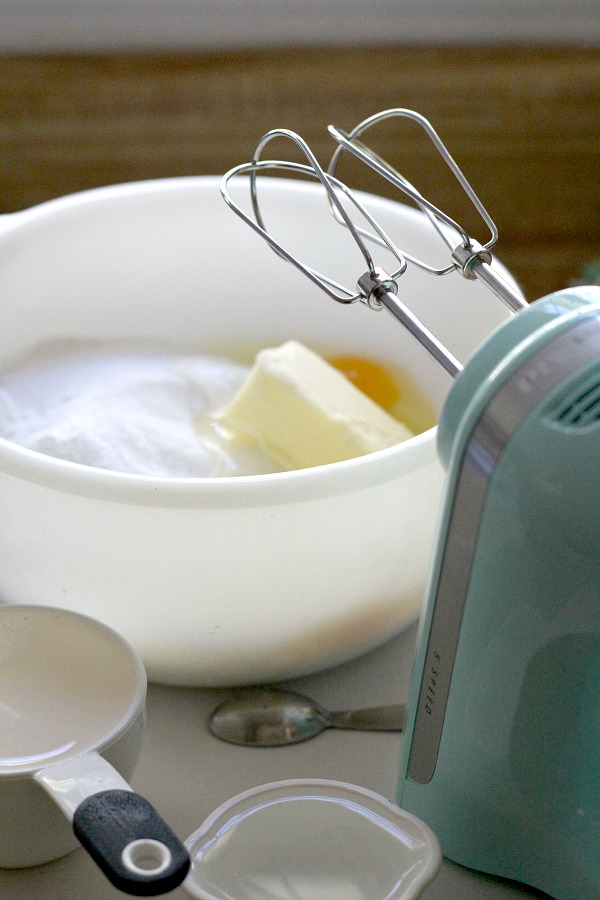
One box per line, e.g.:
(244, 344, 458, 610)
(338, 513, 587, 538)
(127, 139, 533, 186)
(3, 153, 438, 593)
(208, 688, 405, 747)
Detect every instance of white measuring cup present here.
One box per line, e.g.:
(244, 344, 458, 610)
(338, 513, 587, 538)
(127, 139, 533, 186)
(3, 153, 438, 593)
(0, 604, 189, 894)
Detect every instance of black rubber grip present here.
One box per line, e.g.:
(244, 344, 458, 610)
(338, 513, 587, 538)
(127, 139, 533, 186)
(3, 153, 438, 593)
(72, 790, 190, 896)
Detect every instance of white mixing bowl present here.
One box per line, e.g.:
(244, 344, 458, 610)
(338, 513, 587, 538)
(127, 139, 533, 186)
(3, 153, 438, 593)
(0, 177, 512, 685)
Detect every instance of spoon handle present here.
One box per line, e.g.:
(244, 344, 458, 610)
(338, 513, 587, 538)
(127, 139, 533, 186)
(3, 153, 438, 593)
(326, 704, 405, 732)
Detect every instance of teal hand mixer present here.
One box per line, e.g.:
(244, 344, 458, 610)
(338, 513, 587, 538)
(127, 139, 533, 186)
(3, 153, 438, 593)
(222, 110, 600, 899)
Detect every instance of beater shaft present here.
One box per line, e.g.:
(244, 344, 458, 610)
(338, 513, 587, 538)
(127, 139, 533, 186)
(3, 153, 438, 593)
(358, 267, 462, 378)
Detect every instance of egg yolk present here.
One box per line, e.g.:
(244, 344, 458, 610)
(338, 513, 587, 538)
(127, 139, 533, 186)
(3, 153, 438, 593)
(328, 354, 400, 412)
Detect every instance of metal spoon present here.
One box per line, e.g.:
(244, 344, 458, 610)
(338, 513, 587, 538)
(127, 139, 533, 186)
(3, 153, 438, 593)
(208, 688, 405, 747)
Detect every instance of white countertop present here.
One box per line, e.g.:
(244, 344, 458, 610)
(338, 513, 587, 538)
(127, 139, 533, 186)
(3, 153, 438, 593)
(0, 622, 548, 899)
(1, 0, 599, 54)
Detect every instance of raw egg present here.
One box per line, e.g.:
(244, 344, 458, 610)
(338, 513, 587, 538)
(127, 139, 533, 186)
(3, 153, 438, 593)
(328, 354, 400, 412)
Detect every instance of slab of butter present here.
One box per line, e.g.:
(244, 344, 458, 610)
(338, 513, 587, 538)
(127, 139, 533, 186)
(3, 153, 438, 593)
(217, 340, 412, 469)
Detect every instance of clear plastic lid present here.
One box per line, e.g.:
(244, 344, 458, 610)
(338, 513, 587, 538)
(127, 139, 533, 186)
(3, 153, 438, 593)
(183, 779, 441, 900)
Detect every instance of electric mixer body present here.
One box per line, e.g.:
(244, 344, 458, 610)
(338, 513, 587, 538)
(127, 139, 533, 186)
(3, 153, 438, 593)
(397, 286, 600, 899)
(221, 108, 600, 897)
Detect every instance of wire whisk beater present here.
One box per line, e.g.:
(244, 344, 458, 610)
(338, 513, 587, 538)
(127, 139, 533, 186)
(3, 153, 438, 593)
(221, 109, 526, 379)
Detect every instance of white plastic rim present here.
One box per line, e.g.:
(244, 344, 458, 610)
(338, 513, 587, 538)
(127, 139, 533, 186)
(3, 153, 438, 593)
(183, 779, 442, 900)
(122, 839, 173, 877)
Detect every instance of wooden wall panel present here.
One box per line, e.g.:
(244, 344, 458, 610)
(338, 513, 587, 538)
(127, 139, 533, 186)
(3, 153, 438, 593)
(1, 47, 599, 301)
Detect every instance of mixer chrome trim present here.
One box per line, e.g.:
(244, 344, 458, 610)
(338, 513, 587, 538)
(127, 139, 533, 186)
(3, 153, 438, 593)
(407, 312, 600, 784)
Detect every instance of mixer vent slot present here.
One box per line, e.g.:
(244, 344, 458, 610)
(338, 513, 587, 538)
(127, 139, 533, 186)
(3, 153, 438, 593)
(551, 370, 600, 428)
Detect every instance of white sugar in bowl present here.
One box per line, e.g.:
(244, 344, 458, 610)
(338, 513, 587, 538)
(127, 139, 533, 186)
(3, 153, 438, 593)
(0, 177, 513, 685)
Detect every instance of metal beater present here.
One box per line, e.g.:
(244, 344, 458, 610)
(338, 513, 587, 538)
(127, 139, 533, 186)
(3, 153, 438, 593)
(220, 108, 528, 379)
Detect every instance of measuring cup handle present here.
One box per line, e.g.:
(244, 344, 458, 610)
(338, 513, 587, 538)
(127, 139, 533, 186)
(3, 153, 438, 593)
(35, 753, 189, 895)
(73, 789, 190, 896)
